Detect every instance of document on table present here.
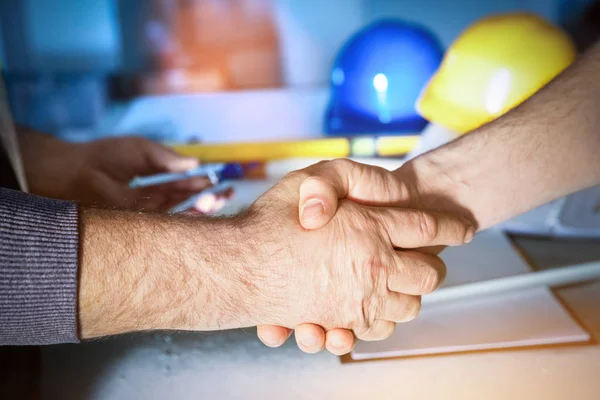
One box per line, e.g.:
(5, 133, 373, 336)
(351, 229, 590, 360)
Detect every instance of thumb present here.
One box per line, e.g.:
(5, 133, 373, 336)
(144, 141, 199, 172)
(298, 159, 411, 230)
(299, 176, 339, 230)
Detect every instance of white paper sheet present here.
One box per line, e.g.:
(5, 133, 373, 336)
(351, 229, 590, 360)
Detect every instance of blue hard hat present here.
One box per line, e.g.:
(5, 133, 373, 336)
(325, 20, 444, 136)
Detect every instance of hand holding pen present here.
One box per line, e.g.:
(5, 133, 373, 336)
(129, 162, 246, 213)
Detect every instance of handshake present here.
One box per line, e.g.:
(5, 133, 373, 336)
(228, 159, 475, 356)
(43, 134, 479, 355)
(17, 133, 475, 351)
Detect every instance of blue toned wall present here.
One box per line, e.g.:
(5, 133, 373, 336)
(0, 0, 120, 72)
(365, 0, 560, 48)
(25, 0, 120, 71)
(0, 0, 590, 78)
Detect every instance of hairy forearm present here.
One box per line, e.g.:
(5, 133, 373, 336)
(403, 42, 600, 230)
(78, 209, 260, 338)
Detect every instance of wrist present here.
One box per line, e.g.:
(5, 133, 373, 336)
(179, 214, 270, 331)
(397, 148, 480, 229)
(229, 209, 298, 327)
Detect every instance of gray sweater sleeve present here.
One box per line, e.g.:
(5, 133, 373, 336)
(0, 187, 80, 345)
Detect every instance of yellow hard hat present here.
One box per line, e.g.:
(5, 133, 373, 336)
(417, 13, 577, 134)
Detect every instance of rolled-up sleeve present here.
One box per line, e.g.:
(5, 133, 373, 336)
(0, 188, 80, 345)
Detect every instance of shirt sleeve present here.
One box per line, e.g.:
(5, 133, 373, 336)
(0, 187, 80, 345)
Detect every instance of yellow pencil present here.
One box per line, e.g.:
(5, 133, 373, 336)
(171, 135, 420, 162)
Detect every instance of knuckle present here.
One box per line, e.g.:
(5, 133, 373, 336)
(283, 170, 309, 183)
(380, 321, 396, 340)
(277, 171, 311, 195)
(301, 160, 333, 177)
(331, 158, 364, 186)
(420, 262, 443, 294)
(357, 320, 395, 342)
(415, 211, 439, 243)
(420, 273, 437, 294)
(400, 296, 422, 322)
(356, 262, 387, 329)
(330, 158, 355, 170)
(305, 160, 330, 171)
(362, 293, 384, 328)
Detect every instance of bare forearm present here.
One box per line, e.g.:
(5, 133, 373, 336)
(404, 42, 600, 230)
(78, 209, 259, 338)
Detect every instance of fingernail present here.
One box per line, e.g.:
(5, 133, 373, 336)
(169, 158, 199, 172)
(260, 334, 283, 347)
(300, 199, 324, 221)
(464, 226, 475, 243)
(300, 336, 318, 347)
(330, 336, 345, 348)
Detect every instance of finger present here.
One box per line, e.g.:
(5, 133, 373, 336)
(355, 320, 396, 342)
(295, 324, 326, 354)
(298, 178, 334, 230)
(257, 325, 292, 348)
(194, 193, 217, 213)
(172, 176, 212, 191)
(382, 292, 422, 322)
(325, 329, 355, 356)
(92, 172, 132, 208)
(373, 208, 475, 248)
(388, 250, 447, 295)
(418, 245, 446, 256)
(298, 159, 411, 230)
(143, 140, 199, 172)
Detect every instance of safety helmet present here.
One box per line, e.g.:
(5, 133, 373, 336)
(417, 13, 577, 134)
(324, 20, 444, 136)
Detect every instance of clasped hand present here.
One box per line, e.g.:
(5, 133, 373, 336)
(244, 159, 474, 355)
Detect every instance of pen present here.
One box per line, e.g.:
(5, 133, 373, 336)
(129, 163, 245, 189)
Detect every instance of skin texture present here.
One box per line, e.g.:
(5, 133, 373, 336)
(18, 129, 227, 212)
(258, 41, 600, 355)
(78, 160, 474, 339)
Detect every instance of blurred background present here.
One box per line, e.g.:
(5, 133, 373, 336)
(0, 0, 598, 144)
